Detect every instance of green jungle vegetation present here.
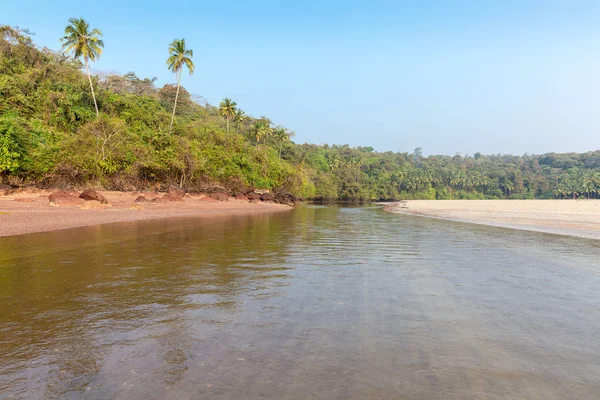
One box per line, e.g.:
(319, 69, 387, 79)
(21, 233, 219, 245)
(2, 23, 600, 202)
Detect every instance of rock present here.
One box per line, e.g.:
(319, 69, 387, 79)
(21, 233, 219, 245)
(134, 196, 150, 203)
(288, 193, 298, 202)
(168, 184, 185, 198)
(260, 193, 275, 202)
(162, 193, 185, 202)
(79, 189, 108, 204)
(275, 192, 298, 206)
(199, 196, 217, 202)
(162, 185, 185, 202)
(246, 192, 261, 201)
(49, 191, 85, 207)
(234, 193, 248, 201)
(209, 192, 229, 201)
(1, 184, 13, 195)
(150, 197, 163, 204)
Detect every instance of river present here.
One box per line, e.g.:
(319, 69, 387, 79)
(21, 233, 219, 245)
(1, 205, 599, 399)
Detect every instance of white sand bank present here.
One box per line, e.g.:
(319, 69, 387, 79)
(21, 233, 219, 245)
(384, 200, 600, 240)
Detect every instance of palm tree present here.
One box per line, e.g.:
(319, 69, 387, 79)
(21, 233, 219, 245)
(583, 179, 592, 199)
(594, 173, 600, 199)
(233, 109, 246, 134)
(166, 38, 194, 132)
(272, 127, 294, 158)
(553, 185, 566, 199)
(583, 173, 595, 199)
(567, 179, 580, 199)
(218, 98, 237, 134)
(61, 18, 104, 118)
(500, 179, 514, 197)
(252, 120, 273, 144)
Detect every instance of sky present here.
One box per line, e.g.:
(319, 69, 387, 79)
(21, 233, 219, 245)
(3, 0, 600, 155)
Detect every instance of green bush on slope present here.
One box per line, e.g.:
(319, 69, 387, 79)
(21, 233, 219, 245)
(2, 25, 600, 202)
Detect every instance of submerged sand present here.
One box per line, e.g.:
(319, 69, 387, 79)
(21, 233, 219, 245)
(0, 190, 291, 237)
(384, 200, 600, 240)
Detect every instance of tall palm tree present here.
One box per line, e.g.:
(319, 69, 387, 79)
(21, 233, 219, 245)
(218, 98, 237, 134)
(233, 109, 246, 134)
(61, 18, 104, 118)
(272, 127, 294, 158)
(166, 38, 194, 132)
(553, 185, 566, 199)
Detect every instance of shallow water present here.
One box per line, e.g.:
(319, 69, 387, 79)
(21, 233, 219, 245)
(1, 205, 599, 399)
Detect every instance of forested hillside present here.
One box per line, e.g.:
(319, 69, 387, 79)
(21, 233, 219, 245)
(2, 25, 600, 201)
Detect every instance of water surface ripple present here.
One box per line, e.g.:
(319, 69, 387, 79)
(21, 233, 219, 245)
(1, 205, 599, 399)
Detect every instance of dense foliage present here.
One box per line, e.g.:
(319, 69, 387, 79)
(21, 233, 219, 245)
(2, 25, 600, 201)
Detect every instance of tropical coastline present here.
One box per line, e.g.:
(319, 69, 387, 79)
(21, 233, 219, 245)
(384, 200, 600, 240)
(0, 189, 292, 237)
(2, 26, 600, 204)
(3, 3, 600, 399)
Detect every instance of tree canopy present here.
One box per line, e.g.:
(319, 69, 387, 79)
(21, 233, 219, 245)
(2, 25, 600, 202)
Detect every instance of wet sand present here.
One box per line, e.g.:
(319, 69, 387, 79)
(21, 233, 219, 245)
(384, 200, 600, 240)
(0, 190, 291, 237)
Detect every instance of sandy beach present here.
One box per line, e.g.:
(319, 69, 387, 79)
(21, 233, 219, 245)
(0, 189, 292, 237)
(384, 200, 600, 240)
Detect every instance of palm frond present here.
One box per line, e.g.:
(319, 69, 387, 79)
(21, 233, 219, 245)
(61, 17, 103, 63)
(166, 38, 195, 75)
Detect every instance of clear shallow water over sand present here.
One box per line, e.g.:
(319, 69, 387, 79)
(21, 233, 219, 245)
(1, 205, 599, 399)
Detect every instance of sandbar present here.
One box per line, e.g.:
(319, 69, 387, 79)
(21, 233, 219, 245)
(384, 200, 600, 240)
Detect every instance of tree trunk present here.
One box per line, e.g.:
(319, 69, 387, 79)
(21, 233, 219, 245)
(85, 59, 99, 118)
(226, 117, 229, 134)
(170, 70, 182, 133)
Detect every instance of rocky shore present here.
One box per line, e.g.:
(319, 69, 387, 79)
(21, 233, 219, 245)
(0, 186, 294, 237)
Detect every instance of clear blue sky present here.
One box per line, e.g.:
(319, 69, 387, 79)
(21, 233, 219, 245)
(3, 1, 600, 155)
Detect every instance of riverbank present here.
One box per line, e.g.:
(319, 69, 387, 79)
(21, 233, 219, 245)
(383, 200, 600, 240)
(0, 190, 292, 237)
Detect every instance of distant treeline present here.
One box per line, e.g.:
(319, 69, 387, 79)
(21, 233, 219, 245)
(1, 25, 600, 201)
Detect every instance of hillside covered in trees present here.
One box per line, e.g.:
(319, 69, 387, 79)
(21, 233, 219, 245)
(2, 25, 600, 202)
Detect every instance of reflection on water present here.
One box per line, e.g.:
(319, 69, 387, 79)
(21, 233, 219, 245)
(1, 206, 599, 399)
